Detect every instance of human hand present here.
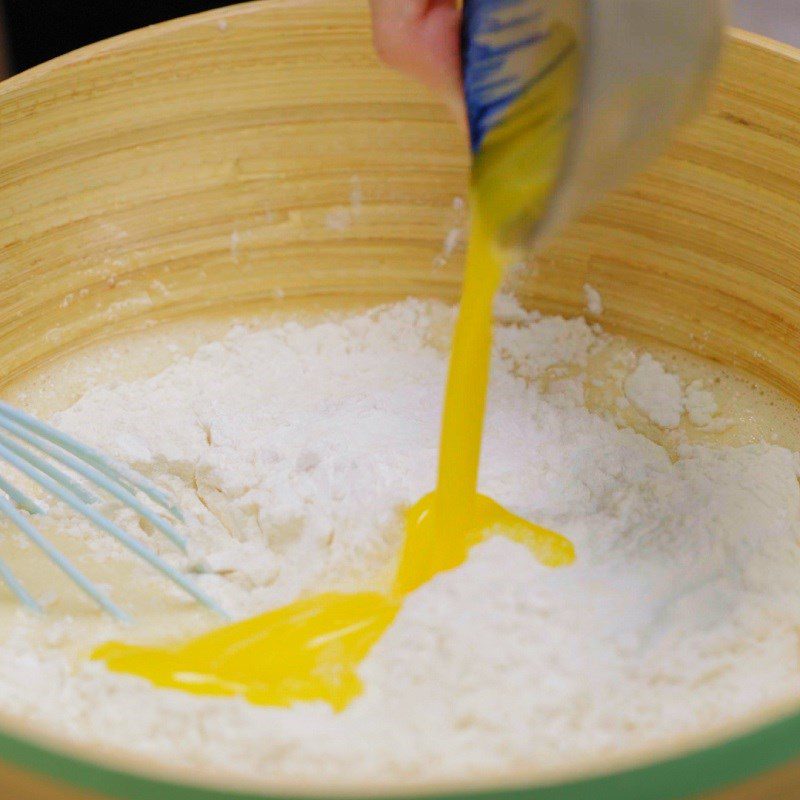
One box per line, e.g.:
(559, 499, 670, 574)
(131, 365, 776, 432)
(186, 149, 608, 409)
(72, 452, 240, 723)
(368, 0, 464, 120)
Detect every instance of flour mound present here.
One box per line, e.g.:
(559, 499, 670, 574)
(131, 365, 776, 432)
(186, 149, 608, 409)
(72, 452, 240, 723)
(583, 283, 603, 316)
(0, 298, 799, 788)
(625, 353, 684, 428)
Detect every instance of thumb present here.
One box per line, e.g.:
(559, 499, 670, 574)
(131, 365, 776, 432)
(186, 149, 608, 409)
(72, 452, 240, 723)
(369, 0, 464, 118)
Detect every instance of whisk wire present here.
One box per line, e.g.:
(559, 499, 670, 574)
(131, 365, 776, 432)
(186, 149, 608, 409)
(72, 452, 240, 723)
(0, 403, 183, 521)
(0, 438, 226, 618)
(0, 473, 46, 516)
(0, 403, 225, 620)
(0, 550, 41, 613)
(0, 415, 186, 552)
(0, 488, 128, 620)
(0, 430, 96, 505)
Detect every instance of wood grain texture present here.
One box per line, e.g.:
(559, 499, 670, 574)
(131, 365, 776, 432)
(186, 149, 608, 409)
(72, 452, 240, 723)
(0, 0, 467, 389)
(1, 1, 800, 798)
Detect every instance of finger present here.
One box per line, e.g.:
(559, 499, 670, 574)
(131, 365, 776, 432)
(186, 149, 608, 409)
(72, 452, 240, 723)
(370, 0, 463, 105)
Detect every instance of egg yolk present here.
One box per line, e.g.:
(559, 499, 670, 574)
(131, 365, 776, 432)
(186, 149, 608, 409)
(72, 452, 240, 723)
(94, 21, 579, 711)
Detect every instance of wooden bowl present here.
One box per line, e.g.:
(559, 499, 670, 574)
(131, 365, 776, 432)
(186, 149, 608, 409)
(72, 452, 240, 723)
(1, 2, 800, 798)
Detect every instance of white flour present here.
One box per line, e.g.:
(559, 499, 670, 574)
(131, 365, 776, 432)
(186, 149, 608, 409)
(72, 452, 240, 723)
(624, 355, 733, 433)
(0, 297, 799, 788)
(583, 283, 604, 316)
(624, 353, 684, 428)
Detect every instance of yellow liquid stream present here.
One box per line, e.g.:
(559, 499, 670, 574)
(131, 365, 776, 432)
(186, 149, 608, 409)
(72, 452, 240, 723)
(94, 25, 579, 711)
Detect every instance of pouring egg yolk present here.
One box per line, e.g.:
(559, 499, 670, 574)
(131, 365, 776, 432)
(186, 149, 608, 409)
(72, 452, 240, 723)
(94, 23, 578, 711)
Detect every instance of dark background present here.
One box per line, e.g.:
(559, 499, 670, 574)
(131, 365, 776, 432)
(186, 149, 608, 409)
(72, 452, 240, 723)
(3, 1, 222, 73)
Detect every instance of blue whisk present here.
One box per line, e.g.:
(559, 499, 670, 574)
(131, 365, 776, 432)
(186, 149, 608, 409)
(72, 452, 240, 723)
(0, 401, 226, 622)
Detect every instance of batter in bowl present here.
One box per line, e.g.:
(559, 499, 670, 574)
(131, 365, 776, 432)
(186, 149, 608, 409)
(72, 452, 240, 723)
(0, 292, 799, 787)
(89, 0, 581, 708)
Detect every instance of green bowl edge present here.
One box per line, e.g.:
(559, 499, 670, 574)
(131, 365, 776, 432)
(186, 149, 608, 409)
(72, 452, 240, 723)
(0, 704, 799, 800)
